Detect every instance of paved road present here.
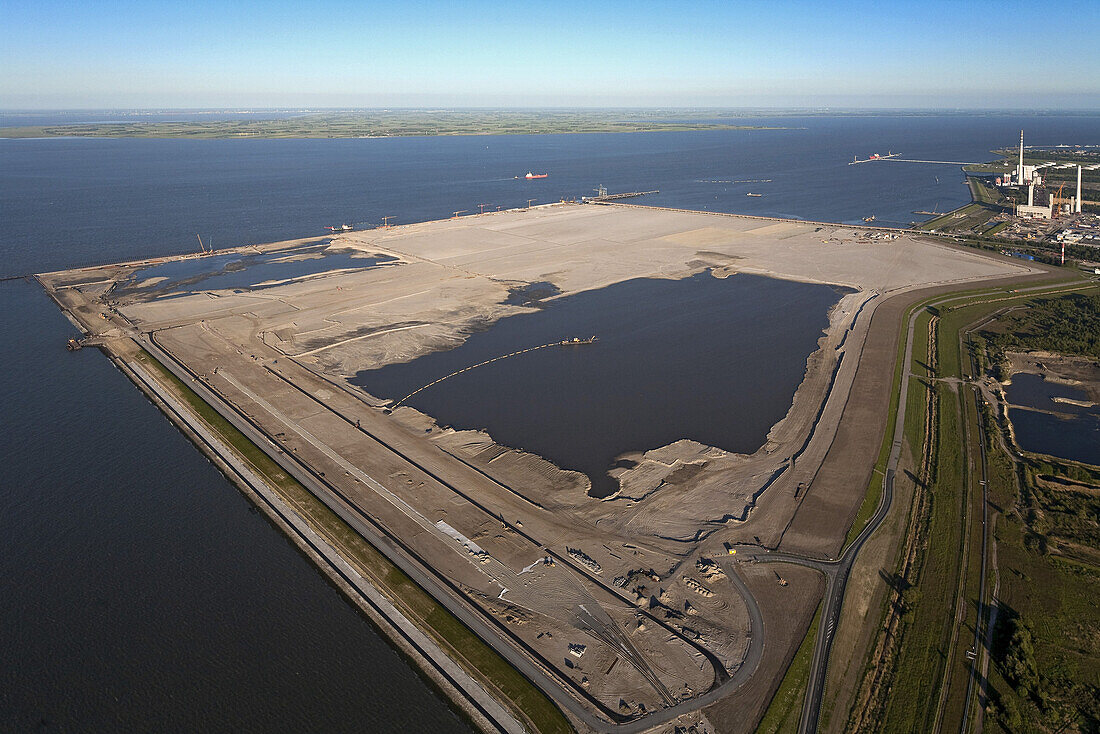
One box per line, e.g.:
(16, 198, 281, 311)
(777, 279, 1082, 733)
(961, 388, 991, 734)
(790, 290, 922, 734)
(95, 275, 1081, 733)
(138, 332, 776, 734)
(123, 358, 527, 734)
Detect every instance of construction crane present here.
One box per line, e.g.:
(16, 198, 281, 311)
(451, 210, 467, 219)
(381, 215, 394, 228)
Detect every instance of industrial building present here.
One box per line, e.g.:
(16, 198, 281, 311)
(1003, 130, 1087, 220)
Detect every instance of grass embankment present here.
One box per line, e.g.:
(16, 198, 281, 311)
(876, 376, 967, 731)
(871, 296, 1018, 732)
(914, 175, 1006, 236)
(844, 282, 1098, 733)
(132, 349, 572, 734)
(968, 176, 1010, 208)
(917, 202, 997, 234)
(970, 289, 1100, 732)
(756, 603, 822, 734)
(841, 282, 1044, 550)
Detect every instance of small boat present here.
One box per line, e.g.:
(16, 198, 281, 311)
(524, 172, 548, 179)
(863, 214, 876, 222)
(325, 224, 353, 232)
(746, 192, 762, 197)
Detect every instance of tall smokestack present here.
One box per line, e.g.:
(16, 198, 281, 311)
(1077, 165, 1084, 213)
(1019, 129, 1025, 183)
(1028, 183, 1034, 207)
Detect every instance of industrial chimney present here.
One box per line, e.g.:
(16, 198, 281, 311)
(1018, 130, 1025, 183)
(1077, 165, 1084, 214)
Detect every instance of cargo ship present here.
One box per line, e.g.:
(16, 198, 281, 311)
(746, 193, 762, 197)
(524, 172, 548, 179)
(325, 224, 354, 232)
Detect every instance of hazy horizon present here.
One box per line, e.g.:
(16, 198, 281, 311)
(3, 0, 1098, 111)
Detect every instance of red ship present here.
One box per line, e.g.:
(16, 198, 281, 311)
(524, 171, 548, 179)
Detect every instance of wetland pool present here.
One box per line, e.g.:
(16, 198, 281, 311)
(117, 243, 395, 297)
(1006, 373, 1100, 466)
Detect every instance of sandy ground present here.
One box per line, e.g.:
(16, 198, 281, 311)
(40, 203, 1040, 732)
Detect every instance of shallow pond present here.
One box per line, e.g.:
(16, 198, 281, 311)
(1006, 373, 1100, 466)
(118, 243, 394, 296)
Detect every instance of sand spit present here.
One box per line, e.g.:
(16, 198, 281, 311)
(40, 203, 1037, 732)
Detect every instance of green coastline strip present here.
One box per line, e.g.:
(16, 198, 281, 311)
(0, 110, 787, 139)
(756, 603, 823, 734)
(834, 276, 1095, 733)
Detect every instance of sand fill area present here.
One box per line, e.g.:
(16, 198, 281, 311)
(42, 204, 1039, 730)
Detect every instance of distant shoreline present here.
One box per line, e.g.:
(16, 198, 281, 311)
(0, 109, 799, 139)
(0, 127, 788, 140)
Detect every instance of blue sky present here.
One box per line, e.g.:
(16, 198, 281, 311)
(2, 0, 1098, 109)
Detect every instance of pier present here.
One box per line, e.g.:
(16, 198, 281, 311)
(584, 190, 658, 203)
(878, 158, 978, 166)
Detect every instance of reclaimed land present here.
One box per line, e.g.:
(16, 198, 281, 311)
(0, 109, 785, 139)
(38, 203, 1042, 733)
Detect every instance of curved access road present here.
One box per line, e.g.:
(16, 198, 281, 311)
(757, 277, 1084, 734)
(136, 331, 773, 734)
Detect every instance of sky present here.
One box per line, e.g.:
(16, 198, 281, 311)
(2, 0, 1099, 110)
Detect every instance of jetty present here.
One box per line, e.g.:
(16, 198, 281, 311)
(583, 189, 658, 203)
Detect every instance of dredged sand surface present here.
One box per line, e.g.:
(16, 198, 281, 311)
(42, 203, 1038, 732)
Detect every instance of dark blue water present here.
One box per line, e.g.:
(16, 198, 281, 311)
(3, 113, 1099, 729)
(0, 279, 470, 733)
(1008, 408, 1100, 466)
(117, 244, 395, 297)
(356, 273, 845, 498)
(1006, 372, 1093, 415)
(1006, 373, 1100, 465)
(5, 114, 1099, 280)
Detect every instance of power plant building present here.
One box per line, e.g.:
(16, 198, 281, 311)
(1001, 130, 1043, 187)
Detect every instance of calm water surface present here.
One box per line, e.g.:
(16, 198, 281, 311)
(5, 114, 1099, 279)
(1006, 373, 1100, 465)
(117, 243, 395, 297)
(356, 273, 847, 498)
(3, 113, 1098, 729)
(0, 279, 470, 732)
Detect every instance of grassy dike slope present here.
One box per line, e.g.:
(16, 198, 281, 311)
(823, 278, 1097, 734)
